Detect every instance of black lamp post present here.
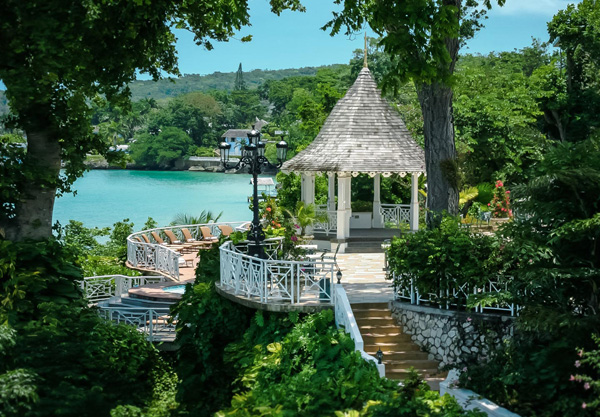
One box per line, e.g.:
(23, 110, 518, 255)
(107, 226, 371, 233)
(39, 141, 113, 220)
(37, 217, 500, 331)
(219, 127, 288, 258)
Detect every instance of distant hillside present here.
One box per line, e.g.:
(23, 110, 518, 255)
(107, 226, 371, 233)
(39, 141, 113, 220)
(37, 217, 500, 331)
(0, 64, 348, 115)
(129, 64, 348, 101)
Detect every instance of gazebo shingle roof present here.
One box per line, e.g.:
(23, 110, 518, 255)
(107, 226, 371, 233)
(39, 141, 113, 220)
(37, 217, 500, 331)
(281, 67, 425, 175)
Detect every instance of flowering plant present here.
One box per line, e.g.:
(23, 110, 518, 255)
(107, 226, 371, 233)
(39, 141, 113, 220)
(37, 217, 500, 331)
(489, 180, 512, 218)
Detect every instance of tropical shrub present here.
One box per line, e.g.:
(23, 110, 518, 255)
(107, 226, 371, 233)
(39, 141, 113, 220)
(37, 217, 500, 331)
(217, 310, 483, 417)
(461, 137, 600, 416)
(0, 239, 172, 417)
(388, 215, 497, 307)
(171, 246, 254, 415)
(489, 180, 512, 218)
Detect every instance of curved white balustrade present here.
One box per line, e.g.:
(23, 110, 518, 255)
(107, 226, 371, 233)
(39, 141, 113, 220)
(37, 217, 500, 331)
(219, 239, 336, 306)
(126, 222, 247, 281)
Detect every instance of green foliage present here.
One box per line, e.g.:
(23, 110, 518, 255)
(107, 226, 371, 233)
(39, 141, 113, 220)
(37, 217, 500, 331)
(170, 210, 222, 226)
(546, 0, 600, 143)
(388, 215, 497, 306)
(462, 137, 600, 416)
(284, 201, 324, 236)
(0, 239, 171, 417)
(130, 127, 192, 169)
(217, 310, 481, 416)
(454, 52, 547, 185)
(171, 246, 254, 415)
(574, 334, 600, 413)
(460, 334, 588, 416)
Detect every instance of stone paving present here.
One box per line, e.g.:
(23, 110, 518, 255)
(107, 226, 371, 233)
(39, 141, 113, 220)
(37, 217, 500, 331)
(336, 253, 394, 304)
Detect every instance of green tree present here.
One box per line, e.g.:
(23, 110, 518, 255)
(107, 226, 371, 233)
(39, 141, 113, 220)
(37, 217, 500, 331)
(131, 127, 192, 169)
(543, 0, 600, 143)
(234, 62, 247, 91)
(0, 0, 304, 241)
(325, 0, 505, 227)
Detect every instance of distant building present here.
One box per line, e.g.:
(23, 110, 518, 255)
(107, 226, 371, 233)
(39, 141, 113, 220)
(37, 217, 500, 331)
(221, 119, 268, 156)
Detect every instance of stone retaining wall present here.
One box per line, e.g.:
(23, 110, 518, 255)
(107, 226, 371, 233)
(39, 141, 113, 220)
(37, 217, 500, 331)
(390, 301, 514, 368)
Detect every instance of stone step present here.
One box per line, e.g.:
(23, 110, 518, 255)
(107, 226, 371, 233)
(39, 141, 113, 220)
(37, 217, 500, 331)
(351, 302, 389, 309)
(364, 342, 422, 352)
(365, 351, 429, 361)
(345, 246, 385, 253)
(362, 334, 413, 344)
(357, 324, 404, 335)
(384, 359, 440, 369)
(352, 309, 393, 319)
(355, 317, 397, 327)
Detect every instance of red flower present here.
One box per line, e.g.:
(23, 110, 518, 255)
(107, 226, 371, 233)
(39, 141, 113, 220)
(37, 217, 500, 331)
(266, 207, 272, 212)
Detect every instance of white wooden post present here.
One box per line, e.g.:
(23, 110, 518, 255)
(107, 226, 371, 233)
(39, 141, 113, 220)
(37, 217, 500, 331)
(410, 173, 420, 231)
(300, 172, 315, 206)
(336, 173, 351, 252)
(328, 172, 336, 211)
(372, 173, 383, 228)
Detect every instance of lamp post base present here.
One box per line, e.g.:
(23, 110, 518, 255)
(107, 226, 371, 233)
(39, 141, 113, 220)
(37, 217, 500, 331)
(247, 242, 266, 259)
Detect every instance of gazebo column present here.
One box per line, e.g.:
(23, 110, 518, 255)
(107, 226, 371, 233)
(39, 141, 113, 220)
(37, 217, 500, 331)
(300, 172, 316, 235)
(327, 173, 336, 211)
(372, 174, 384, 228)
(336, 173, 351, 253)
(410, 173, 420, 231)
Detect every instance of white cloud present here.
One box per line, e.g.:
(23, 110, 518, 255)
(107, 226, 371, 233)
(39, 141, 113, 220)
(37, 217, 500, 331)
(493, 0, 579, 16)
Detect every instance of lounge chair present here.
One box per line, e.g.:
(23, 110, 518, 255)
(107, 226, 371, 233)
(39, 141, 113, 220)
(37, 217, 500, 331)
(151, 231, 185, 252)
(181, 228, 212, 249)
(217, 224, 234, 238)
(200, 226, 219, 243)
(141, 234, 151, 243)
(133, 236, 143, 243)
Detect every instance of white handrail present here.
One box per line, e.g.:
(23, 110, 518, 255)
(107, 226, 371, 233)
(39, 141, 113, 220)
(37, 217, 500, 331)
(393, 272, 517, 316)
(126, 221, 248, 281)
(333, 285, 385, 377)
(98, 306, 175, 342)
(314, 205, 337, 235)
(79, 275, 166, 303)
(219, 239, 336, 305)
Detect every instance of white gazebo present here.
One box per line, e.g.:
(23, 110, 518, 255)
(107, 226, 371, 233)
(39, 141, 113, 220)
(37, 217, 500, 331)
(281, 66, 425, 253)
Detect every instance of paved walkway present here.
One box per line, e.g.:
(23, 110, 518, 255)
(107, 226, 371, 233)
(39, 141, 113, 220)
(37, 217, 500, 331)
(336, 253, 394, 304)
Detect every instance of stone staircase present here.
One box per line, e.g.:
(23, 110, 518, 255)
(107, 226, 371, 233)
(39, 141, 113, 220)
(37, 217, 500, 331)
(353, 302, 446, 390)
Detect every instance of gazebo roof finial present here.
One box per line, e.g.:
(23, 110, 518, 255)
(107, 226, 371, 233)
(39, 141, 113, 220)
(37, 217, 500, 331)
(363, 32, 368, 68)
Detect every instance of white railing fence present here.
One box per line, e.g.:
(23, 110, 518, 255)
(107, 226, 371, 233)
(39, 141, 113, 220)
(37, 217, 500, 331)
(219, 239, 336, 305)
(126, 221, 248, 281)
(314, 205, 337, 235)
(333, 285, 385, 377)
(99, 307, 175, 343)
(380, 204, 410, 228)
(79, 275, 166, 303)
(393, 272, 517, 316)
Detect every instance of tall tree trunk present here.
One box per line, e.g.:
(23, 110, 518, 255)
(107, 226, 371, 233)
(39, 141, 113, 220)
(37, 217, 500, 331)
(3, 130, 61, 241)
(416, 82, 459, 228)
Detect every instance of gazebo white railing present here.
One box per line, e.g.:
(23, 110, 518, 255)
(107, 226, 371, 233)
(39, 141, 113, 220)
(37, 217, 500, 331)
(126, 222, 247, 281)
(380, 204, 411, 228)
(314, 204, 337, 235)
(219, 239, 336, 305)
(393, 272, 517, 316)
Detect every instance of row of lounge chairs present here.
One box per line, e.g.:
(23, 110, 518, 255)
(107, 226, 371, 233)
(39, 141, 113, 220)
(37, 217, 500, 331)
(132, 225, 235, 253)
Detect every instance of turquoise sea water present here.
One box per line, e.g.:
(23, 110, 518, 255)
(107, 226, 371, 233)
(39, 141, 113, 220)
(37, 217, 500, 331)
(52, 170, 261, 230)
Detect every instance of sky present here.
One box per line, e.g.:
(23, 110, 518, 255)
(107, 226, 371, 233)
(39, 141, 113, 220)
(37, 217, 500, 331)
(169, 0, 579, 78)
